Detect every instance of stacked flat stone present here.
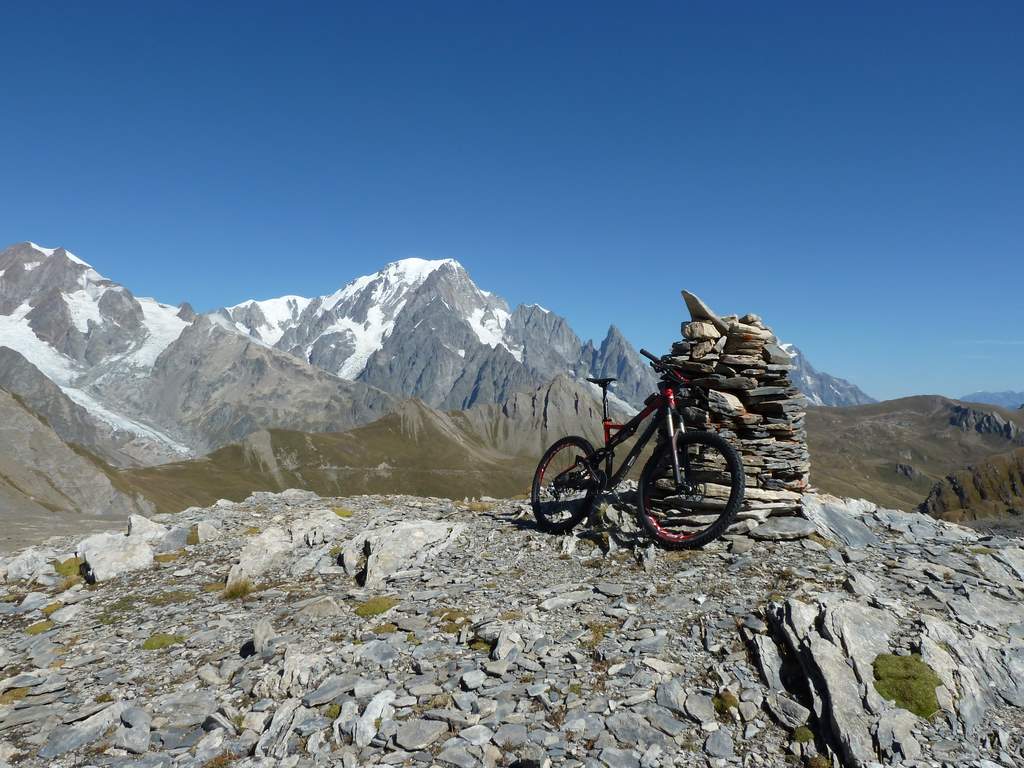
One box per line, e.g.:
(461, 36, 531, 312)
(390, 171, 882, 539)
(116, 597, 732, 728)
(664, 291, 810, 527)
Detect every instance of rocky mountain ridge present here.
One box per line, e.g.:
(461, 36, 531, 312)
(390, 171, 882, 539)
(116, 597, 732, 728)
(0, 490, 1021, 767)
(781, 345, 875, 408)
(919, 446, 1024, 522)
(221, 257, 657, 412)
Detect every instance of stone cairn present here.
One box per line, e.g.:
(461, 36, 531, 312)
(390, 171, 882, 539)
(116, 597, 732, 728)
(660, 291, 810, 530)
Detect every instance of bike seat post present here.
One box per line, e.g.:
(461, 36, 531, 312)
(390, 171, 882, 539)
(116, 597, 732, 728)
(602, 386, 609, 421)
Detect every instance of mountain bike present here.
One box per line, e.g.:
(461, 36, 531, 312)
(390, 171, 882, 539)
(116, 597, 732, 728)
(530, 349, 745, 549)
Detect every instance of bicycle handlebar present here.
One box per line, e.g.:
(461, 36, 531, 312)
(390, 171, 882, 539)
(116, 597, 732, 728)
(639, 348, 660, 365)
(640, 348, 688, 384)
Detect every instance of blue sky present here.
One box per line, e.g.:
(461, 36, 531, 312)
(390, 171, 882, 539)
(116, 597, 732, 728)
(2, 2, 1021, 400)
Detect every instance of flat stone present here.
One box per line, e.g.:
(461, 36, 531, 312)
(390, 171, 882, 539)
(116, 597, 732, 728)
(492, 722, 528, 748)
(750, 517, 817, 541)
(395, 718, 448, 750)
(684, 693, 716, 725)
(704, 728, 735, 758)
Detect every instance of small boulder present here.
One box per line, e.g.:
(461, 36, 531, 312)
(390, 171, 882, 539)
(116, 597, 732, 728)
(77, 534, 153, 583)
(127, 515, 168, 543)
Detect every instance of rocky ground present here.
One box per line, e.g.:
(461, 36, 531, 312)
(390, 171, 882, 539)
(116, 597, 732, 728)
(0, 490, 1022, 768)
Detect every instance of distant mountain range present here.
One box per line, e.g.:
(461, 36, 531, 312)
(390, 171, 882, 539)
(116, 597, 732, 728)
(806, 396, 1024, 513)
(960, 390, 1024, 410)
(0, 239, 898, 524)
(781, 344, 876, 407)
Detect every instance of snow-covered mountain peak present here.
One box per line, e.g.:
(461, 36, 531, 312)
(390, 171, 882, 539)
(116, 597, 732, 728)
(322, 257, 459, 311)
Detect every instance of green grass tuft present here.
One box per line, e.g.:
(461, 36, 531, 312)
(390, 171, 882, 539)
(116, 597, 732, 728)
(332, 507, 355, 518)
(713, 691, 739, 715)
(793, 725, 814, 743)
(26, 620, 54, 636)
(52, 556, 84, 578)
(872, 653, 942, 719)
(354, 596, 399, 618)
(142, 633, 185, 651)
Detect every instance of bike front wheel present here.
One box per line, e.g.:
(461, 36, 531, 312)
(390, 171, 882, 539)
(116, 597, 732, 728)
(636, 431, 745, 549)
(531, 436, 600, 534)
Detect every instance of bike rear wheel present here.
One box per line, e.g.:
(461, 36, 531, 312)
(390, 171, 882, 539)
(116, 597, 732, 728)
(637, 431, 744, 549)
(531, 436, 600, 534)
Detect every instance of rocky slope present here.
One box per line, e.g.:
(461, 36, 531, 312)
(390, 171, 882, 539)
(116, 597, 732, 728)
(782, 345, 875, 407)
(0, 491, 1020, 767)
(0, 388, 151, 549)
(0, 348, 165, 467)
(919, 446, 1024, 522)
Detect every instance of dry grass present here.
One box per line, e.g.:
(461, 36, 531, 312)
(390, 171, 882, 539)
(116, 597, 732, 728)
(222, 579, 255, 600)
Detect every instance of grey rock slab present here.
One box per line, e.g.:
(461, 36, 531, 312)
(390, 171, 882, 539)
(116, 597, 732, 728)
(750, 517, 817, 541)
(395, 718, 448, 750)
(76, 533, 153, 582)
(539, 589, 594, 611)
(461, 669, 487, 690)
(704, 728, 735, 758)
(342, 520, 466, 588)
(492, 722, 529, 747)
(605, 711, 668, 748)
(226, 526, 292, 589)
(458, 724, 494, 746)
(683, 693, 716, 725)
(600, 747, 641, 768)
(295, 595, 342, 618)
(803, 495, 879, 549)
(112, 706, 151, 754)
(765, 693, 809, 728)
(355, 689, 396, 747)
(38, 701, 127, 759)
(877, 708, 921, 761)
(253, 617, 277, 654)
(806, 634, 876, 767)
(437, 745, 477, 768)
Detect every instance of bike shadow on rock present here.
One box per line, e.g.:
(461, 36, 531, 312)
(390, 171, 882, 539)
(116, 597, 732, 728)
(507, 487, 650, 553)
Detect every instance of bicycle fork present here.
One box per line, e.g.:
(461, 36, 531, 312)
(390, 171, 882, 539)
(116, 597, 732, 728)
(664, 389, 683, 486)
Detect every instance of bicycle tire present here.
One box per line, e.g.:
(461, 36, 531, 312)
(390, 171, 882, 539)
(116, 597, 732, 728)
(531, 436, 600, 534)
(636, 431, 744, 549)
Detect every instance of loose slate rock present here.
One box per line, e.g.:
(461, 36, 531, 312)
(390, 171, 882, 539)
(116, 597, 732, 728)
(395, 719, 448, 750)
(750, 517, 817, 541)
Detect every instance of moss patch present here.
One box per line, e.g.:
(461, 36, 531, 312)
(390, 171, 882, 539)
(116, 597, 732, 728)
(332, 507, 355, 518)
(793, 725, 814, 743)
(354, 596, 399, 618)
(243, 526, 261, 536)
(371, 623, 398, 634)
(872, 653, 942, 719)
(324, 702, 341, 720)
(154, 551, 183, 564)
(142, 633, 185, 651)
(26, 620, 54, 636)
(52, 556, 84, 578)
(186, 525, 201, 546)
(0, 687, 29, 705)
(713, 691, 739, 715)
(40, 602, 63, 617)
